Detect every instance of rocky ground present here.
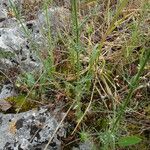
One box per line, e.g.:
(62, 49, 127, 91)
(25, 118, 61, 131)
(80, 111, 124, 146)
(0, 0, 149, 150)
(0, 0, 85, 150)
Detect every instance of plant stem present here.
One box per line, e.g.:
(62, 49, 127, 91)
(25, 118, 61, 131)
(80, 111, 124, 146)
(71, 0, 80, 79)
(112, 48, 150, 132)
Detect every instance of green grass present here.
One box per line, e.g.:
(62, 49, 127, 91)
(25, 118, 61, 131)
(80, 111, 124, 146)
(2, 0, 150, 149)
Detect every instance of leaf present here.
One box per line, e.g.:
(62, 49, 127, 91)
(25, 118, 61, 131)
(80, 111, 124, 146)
(118, 136, 142, 147)
(26, 73, 35, 87)
(89, 44, 99, 67)
(0, 100, 12, 111)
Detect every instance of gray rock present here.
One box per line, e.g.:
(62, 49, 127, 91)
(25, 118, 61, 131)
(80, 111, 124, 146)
(0, 107, 66, 150)
(72, 141, 95, 150)
(0, 26, 42, 72)
(0, 4, 70, 72)
(0, 84, 15, 100)
(0, 18, 18, 28)
(0, 6, 7, 22)
(37, 7, 70, 36)
(0, 84, 15, 111)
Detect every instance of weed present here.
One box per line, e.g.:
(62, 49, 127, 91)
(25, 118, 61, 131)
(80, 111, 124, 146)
(1, 0, 150, 149)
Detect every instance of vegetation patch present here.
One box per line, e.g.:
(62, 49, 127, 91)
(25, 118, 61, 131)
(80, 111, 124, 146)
(0, 0, 150, 149)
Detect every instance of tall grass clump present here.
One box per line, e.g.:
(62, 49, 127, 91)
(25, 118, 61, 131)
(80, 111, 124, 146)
(70, 0, 84, 120)
(4, 0, 150, 149)
(42, 0, 55, 76)
(99, 0, 150, 149)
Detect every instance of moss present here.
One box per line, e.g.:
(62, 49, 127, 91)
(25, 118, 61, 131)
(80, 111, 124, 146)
(6, 95, 37, 112)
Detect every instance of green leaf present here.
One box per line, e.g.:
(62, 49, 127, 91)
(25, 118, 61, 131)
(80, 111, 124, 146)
(89, 44, 99, 67)
(79, 131, 90, 142)
(26, 73, 35, 87)
(118, 136, 142, 147)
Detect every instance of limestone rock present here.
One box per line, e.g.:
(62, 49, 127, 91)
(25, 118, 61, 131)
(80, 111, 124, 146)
(0, 107, 66, 150)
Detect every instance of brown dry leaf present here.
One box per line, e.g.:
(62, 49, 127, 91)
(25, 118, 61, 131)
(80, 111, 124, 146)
(0, 99, 12, 111)
(55, 92, 66, 101)
(7, 10, 15, 18)
(9, 121, 17, 134)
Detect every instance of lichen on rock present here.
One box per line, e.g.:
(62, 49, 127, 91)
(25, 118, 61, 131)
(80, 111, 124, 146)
(0, 107, 66, 150)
